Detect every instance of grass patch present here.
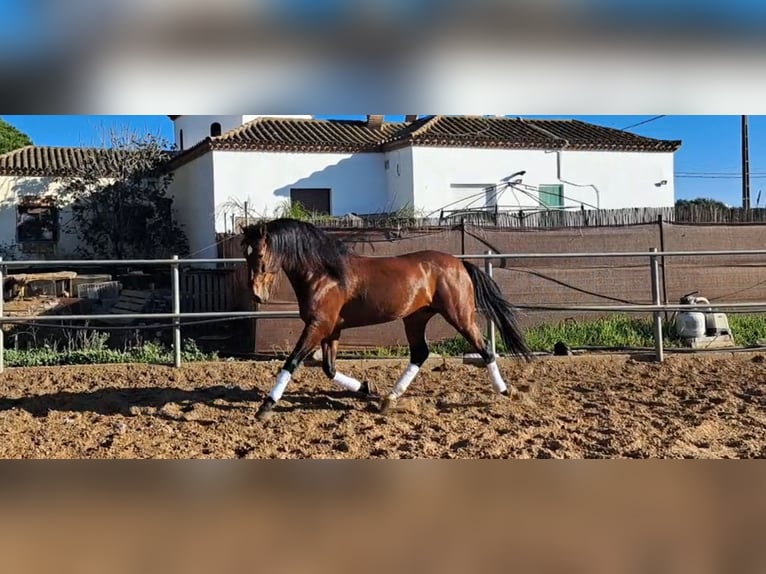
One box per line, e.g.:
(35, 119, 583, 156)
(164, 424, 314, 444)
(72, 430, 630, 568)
(523, 313, 766, 352)
(4, 313, 766, 366)
(727, 314, 766, 346)
(5, 335, 217, 368)
(355, 313, 766, 358)
(524, 315, 674, 351)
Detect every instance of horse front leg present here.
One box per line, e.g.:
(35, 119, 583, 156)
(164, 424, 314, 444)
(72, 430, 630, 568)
(256, 322, 327, 421)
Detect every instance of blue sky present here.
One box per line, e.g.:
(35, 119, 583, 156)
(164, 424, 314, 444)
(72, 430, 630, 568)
(2, 115, 763, 207)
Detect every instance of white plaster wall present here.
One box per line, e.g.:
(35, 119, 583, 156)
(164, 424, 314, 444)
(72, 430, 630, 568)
(0, 171, 203, 261)
(557, 150, 675, 209)
(167, 153, 217, 259)
(410, 147, 676, 214)
(383, 148, 415, 213)
(0, 175, 84, 259)
(0, 177, 16, 249)
(211, 150, 389, 230)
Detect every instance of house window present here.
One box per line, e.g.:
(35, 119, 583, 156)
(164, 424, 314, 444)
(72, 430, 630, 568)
(290, 188, 331, 215)
(448, 184, 498, 211)
(210, 122, 222, 137)
(17, 197, 58, 243)
(538, 184, 564, 208)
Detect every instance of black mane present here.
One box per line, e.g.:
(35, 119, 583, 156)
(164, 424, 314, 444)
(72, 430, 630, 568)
(243, 218, 350, 282)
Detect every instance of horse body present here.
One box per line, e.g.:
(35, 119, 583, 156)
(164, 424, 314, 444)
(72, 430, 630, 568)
(336, 251, 461, 329)
(242, 218, 533, 420)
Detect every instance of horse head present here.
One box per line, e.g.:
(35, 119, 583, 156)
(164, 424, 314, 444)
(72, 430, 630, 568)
(241, 223, 280, 304)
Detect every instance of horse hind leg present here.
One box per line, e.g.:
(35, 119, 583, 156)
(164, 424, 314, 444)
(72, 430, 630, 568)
(322, 336, 378, 397)
(380, 310, 433, 414)
(445, 310, 516, 398)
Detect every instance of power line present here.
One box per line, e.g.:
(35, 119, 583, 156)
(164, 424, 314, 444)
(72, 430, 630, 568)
(620, 115, 666, 130)
(677, 171, 766, 176)
(676, 174, 766, 179)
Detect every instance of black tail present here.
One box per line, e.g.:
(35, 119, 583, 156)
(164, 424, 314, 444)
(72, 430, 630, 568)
(463, 261, 534, 361)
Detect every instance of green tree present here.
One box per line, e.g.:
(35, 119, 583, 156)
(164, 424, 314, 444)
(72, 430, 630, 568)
(675, 197, 729, 209)
(0, 118, 33, 154)
(58, 129, 189, 259)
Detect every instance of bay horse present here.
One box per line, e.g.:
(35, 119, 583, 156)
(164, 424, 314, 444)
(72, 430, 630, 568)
(241, 218, 533, 420)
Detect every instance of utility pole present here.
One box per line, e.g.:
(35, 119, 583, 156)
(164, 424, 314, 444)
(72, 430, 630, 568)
(742, 115, 751, 210)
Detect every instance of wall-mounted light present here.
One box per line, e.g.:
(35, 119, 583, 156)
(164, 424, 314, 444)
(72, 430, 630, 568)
(501, 170, 527, 183)
(655, 180, 668, 187)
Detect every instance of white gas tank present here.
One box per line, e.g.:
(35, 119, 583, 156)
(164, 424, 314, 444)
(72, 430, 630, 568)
(676, 311, 706, 339)
(675, 292, 709, 339)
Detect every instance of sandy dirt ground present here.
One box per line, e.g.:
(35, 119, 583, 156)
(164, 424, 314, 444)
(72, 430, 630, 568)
(0, 352, 764, 458)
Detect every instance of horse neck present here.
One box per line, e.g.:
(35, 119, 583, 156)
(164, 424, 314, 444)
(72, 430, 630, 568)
(279, 257, 315, 289)
(279, 254, 348, 297)
(280, 262, 325, 305)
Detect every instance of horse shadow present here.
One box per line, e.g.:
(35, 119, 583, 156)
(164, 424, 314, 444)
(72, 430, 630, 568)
(275, 391, 361, 414)
(0, 385, 256, 419)
(0, 386, 374, 419)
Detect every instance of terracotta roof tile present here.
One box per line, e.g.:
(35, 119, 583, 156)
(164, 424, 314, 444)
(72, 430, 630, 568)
(0, 146, 144, 177)
(208, 117, 408, 153)
(1, 116, 682, 176)
(523, 119, 681, 151)
(382, 116, 681, 152)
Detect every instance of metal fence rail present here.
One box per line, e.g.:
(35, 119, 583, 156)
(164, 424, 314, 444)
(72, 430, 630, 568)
(3, 247, 766, 372)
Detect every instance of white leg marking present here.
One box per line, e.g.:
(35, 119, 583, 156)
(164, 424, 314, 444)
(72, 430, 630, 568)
(332, 371, 362, 392)
(269, 369, 292, 402)
(389, 363, 420, 399)
(486, 360, 508, 394)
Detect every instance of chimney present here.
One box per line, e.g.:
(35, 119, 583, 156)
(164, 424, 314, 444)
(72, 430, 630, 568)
(366, 114, 384, 130)
(405, 115, 418, 122)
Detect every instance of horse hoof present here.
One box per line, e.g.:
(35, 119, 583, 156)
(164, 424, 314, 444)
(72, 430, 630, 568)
(379, 396, 396, 414)
(360, 380, 379, 397)
(501, 388, 521, 401)
(256, 398, 276, 421)
(257, 409, 275, 422)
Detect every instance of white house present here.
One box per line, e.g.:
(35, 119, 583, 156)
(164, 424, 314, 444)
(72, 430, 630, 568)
(165, 114, 680, 258)
(0, 147, 128, 259)
(0, 114, 681, 260)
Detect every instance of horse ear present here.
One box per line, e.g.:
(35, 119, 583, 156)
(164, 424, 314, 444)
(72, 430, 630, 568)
(239, 225, 250, 245)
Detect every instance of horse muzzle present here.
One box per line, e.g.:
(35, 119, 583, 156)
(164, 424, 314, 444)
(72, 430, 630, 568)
(252, 289, 270, 305)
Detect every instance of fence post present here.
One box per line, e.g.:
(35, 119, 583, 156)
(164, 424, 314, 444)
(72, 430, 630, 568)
(484, 250, 496, 357)
(649, 247, 664, 362)
(0, 256, 4, 374)
(171, 255, 182, 368)
(658, 214, 669, 321)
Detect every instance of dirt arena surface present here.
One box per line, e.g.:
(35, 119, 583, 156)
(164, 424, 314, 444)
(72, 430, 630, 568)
(0, 352, 764, 458)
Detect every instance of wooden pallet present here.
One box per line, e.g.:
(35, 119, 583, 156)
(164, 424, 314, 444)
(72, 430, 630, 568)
(101, 289, 154, 325)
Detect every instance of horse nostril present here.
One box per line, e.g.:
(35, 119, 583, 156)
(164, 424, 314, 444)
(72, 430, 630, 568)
(253, 294, 263, 304)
